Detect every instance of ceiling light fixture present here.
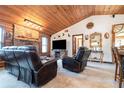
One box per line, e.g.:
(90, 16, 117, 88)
(24, 19, 43, 31)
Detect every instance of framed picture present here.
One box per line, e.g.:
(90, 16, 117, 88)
(87, 22, 94, 29)
(5, 32, 13, 40)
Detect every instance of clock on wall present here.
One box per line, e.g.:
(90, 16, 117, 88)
(86, 22, 94, 29)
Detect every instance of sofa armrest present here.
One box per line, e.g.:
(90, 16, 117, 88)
(33, 60, 57, 86)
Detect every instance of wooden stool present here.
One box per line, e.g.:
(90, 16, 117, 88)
(112, 47, 124, 88)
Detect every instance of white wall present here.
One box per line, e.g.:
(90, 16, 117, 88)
(51, 15, 124, 62)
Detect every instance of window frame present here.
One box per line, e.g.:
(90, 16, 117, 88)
(0, 26, 4, 49)
(41, 36, 48, 53)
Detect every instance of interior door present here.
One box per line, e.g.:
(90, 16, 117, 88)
(72, 34, 83, 55)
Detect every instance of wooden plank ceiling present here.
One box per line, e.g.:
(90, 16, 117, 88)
(0, 5, 124, 35)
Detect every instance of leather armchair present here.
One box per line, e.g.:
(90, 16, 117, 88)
(62, 47, 91, 73)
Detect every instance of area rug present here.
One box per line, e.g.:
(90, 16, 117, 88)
(0, 60, 120, 88)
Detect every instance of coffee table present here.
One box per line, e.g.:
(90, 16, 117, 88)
(40, 56, 56, 64)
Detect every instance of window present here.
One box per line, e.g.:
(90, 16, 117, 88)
(0, 27, 4, 49)
(41, 36, 48, 53)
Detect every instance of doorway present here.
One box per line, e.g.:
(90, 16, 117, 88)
(72, 34, 83, 55)
(112, 24, 124, 63)
(112, 24, 124, 48)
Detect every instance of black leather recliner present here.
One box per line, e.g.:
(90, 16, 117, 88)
(62, 47, 91, 73)
(0, 45, 57, 87)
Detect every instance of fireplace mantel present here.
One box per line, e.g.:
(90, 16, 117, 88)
(52, 50, 67, 59)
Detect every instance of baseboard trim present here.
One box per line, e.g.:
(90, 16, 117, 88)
(103, 61, 113, 64)
(88, 61, 113, 64)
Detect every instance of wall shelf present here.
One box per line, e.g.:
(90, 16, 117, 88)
(14, 37, 39, 42)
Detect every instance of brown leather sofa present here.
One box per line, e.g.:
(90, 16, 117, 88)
(0, 45, 57, 87)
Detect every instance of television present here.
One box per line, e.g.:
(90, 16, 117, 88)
(52, 40, 66, 49)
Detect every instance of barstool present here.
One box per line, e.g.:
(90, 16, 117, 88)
(112, 47, 124, 88)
